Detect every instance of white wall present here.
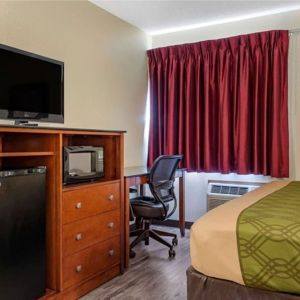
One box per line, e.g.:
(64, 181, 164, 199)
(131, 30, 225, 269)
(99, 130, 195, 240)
(151, 9, 300, 222)
(0, 1, 149, 167)
(288, 32, 300, 180)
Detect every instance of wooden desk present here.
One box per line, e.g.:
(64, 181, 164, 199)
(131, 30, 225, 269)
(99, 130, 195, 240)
(124, 166, 185, 267)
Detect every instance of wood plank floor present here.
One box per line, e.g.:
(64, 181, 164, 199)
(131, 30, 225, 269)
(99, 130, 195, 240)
(81, 226, 190, 300)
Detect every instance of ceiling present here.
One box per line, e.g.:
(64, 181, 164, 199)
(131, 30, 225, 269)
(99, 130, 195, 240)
(91, 0, 300, 35)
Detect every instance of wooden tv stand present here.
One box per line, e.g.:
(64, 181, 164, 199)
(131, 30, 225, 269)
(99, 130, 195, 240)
(0, 125, 125, 300)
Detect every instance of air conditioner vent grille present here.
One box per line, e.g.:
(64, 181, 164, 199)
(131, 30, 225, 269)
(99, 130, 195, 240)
(207, 181, 264, 211)
(230, 186, 238, 194)
(210, 184, 249, 196)
(211, 185, 221, 193)
(238, 187, 248, 195)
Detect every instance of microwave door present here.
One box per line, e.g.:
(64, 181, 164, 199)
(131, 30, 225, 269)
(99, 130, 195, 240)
(63, 146, 104, 184)
(69, 152, 94, 176)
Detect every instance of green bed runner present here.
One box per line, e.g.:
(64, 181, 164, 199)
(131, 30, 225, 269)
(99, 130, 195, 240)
(237, 181, 300, 294)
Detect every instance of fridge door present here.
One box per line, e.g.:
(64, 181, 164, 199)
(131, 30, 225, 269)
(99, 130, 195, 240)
(0, 167, 46, 300)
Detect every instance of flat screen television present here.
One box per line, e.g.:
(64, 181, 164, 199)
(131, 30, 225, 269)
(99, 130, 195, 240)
(0, 44, 64, 123)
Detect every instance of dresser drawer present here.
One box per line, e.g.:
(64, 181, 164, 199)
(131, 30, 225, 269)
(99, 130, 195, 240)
(62, 182, 120, 224)
(62, 236, 120, 289)
(62, 209, 120, 257)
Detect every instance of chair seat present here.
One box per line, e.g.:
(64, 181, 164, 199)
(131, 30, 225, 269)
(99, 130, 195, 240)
(130, 196, 169, 219)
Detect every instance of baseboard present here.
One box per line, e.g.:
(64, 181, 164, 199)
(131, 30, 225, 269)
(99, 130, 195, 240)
(130, 219, 193, 230)
(152, 219, 193, 229)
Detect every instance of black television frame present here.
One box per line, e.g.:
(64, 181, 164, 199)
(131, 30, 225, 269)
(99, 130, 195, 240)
(0, 44, 64, 124)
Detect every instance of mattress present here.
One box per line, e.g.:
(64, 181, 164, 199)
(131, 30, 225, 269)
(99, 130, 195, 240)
(190, 180, 300, 295)
(187, 266, 300, 300)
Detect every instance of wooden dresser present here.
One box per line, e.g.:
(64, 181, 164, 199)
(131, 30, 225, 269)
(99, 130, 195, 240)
(0, 126, 125, 300)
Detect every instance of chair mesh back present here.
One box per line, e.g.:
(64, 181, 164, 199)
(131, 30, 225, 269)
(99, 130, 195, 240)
(150, 156, 182, 184)
(149, 155, 183, 207)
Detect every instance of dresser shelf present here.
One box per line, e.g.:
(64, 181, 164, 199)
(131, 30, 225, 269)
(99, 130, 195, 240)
(0, 151, 55, 157)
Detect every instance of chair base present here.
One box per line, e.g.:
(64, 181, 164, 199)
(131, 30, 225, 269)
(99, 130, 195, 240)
(130, 221, 178, 258)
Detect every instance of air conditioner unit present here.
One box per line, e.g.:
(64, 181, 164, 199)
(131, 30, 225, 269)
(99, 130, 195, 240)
(207, 180, 264, 211)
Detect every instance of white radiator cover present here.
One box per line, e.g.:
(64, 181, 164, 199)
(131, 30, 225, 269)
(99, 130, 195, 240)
(207, 181, 264, 211)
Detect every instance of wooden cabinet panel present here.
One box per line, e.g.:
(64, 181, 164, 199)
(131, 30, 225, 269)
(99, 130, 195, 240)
(62, 183, 120, 224)
(0, 127, 124, 298)
(62, 210, 120, 257)
(62, 237, 120, 289)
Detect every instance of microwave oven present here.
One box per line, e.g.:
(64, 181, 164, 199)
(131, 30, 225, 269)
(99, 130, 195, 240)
(63, 146, 104, 185)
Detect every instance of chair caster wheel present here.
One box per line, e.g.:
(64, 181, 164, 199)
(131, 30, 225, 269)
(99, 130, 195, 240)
(130, 249, 136, 258)
(172, 237, 178, 246)
(169, 248, 176, 258)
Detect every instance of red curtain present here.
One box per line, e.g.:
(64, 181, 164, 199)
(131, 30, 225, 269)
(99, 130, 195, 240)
(147, 30, 289, 177)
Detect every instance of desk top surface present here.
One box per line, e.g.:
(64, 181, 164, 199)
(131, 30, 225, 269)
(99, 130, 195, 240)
(124, 166, 185, 178)
(124, 166, 149, 178)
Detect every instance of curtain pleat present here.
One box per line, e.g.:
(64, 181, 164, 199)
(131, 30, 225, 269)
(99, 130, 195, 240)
(147, 30, 289, 177)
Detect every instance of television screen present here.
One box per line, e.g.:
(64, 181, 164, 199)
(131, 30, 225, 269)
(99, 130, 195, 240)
(0, 44, 64, 123)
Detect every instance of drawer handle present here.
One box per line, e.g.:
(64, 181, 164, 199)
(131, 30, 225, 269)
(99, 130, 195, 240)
(107, 222, 114, 229)
(108, 194, 114, 201)
(108, 249, 114, 256)
(75, 233, 82, 241)
(75, 202, 82, 209)
(76, 265, 82, 273)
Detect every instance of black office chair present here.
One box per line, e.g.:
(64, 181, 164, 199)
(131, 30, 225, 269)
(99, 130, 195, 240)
(130, 155, 183, 258)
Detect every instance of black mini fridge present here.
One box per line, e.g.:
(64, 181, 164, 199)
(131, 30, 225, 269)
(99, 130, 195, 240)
(0, 167, 46, 300)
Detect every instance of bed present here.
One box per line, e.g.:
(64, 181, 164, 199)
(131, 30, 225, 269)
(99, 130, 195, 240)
(188, 181, 300, 300)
